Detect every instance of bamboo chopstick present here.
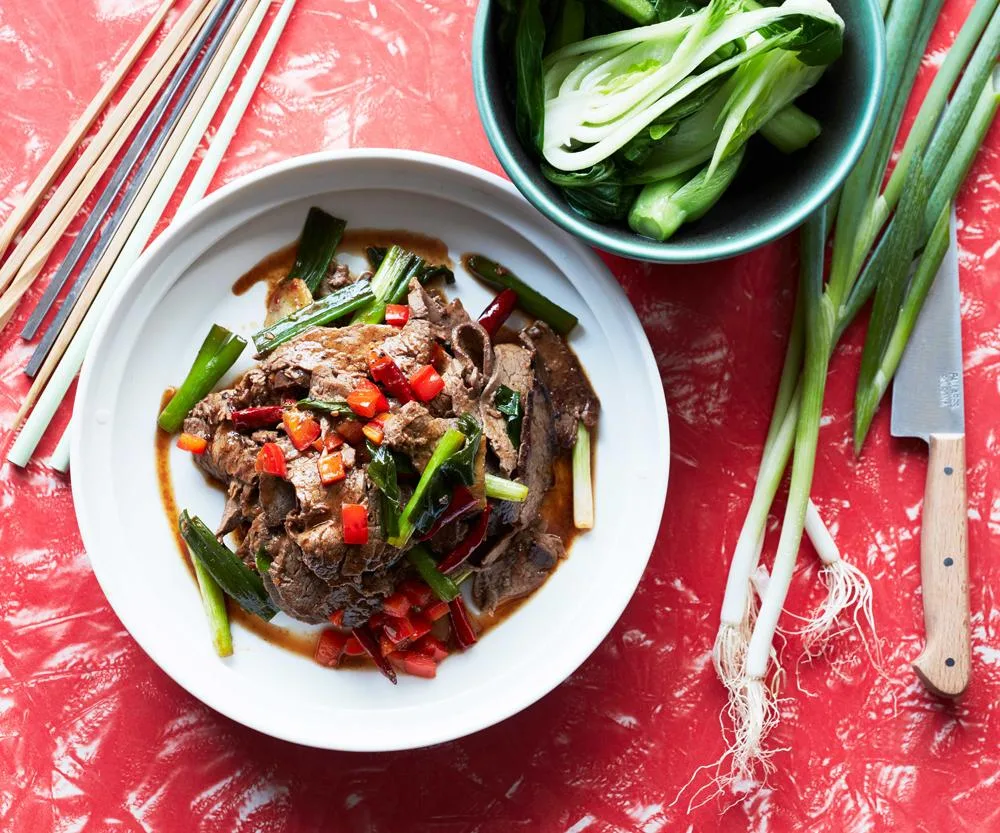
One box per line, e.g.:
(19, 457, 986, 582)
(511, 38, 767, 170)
(0, 0, 177, 264)
(0, 0, 216, 315)
(180, 0, 297, 211)
(21, 0, 249, 356)
(20, 0, 290, 472)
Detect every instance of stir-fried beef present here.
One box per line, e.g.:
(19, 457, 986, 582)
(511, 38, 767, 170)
(316, 261, 354, 298)
(472, 526, 565, 614)
(521, 321, 599, 448)
(382, 402, 455, 471)
(184, 262, 596, 630)
(481, 343, 534, 474)
(408, 280, 470, 342)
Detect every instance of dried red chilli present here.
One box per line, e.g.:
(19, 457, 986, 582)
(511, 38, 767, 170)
(231, 405, 284, 430)
(421, 486, 479, 541)
(449, 597, 478, 648)
(437, 505, 492, 573)
(477, 288, 518, 337)
(352, 624, 398, 683)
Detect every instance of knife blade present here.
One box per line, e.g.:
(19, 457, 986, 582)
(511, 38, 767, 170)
(891, 209, 970, 697)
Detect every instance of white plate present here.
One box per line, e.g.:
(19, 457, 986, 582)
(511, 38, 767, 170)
(72, 150, 669, 751)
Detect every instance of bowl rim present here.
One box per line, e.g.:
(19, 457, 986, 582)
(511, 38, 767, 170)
(472, 0, 887, 263)
(70, 148, 671, 751)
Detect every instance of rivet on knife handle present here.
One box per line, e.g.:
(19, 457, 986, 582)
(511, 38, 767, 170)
(912, 433, 970, 697)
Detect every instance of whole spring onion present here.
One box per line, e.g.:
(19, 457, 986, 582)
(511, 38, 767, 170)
(716, 0, 1000, 785)
(179, 511, 279, 621)
(251, 278, 373, 354)
(464, 254, 578, 335)
(286, 206, 346, 294)
(157, 324, 246, 433)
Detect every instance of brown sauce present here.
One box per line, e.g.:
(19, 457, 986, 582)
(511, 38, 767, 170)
(156, 389, 195, 582)
(231, 242, 297, 311)
(340, 228, 451, 266)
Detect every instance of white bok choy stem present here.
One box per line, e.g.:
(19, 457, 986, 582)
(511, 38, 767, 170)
(541, 0, 843, 171)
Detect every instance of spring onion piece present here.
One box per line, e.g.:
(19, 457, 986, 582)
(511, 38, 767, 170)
(157, 324, 246, 433)
(296, 398, 354, 415)
(255, 551, 273, 576)
(193, 560, 232, 658)
(484, 473, 529, 503)
(406, 545, 461, 602)
(287, 206, 346, 295)
(628, 144, 745, 241)
(252, 278, 373, 354)
(178, 511, 279, 621)
(572, 422, 594, 530)
(390, 428, 468, 547)
(464, 254, 578, 335)
(758, 105, 821, 153)
(350, 245, 419, 324)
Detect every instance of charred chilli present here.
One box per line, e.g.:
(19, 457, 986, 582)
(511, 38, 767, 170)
(158, 207, 599, 682)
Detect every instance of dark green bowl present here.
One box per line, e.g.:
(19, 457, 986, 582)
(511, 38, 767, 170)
(472, 1, 885, 263)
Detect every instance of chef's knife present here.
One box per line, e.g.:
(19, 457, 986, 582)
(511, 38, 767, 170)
(891, 210, 969, 698)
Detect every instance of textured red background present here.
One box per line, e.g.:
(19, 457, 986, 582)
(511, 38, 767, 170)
(1, 1, 998, 830)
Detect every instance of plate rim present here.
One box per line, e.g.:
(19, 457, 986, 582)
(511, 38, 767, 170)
(71, 148, 670, 750)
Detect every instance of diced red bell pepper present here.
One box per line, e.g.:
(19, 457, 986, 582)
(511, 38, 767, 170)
(343, 634, 366, 656)
(342, 503, 369, 545)
(255, 442, 287, 478)
(408, 613, 432, 642)
(368, 352, 414, 404)
(328, 610, 344, 627)
(231, 405, 284, 430)
(449, 596, 478, 649)
(409, 365, 445, 402)
(352, 624, 397, 683)
(385, 304, 410, 328)
(368, 611, 388, 631)
(176, 432, 208, 454)
(362, 412, 390, 446)
(383, 615, 416, 646)
(347, 379, 389, 418)
(317, 451, 346, 486)
(382, 591, 411, 619)
(398, 579, 435, 608)
(335, 419, 365, 445)
(422, 599, 450, 622)
(413, 634, 449, 662)
(314, 628, 348, 667)
(477, 288, 518, 337)
(421, 486, 479, 540)
(437, 505, 492, 573)
(282, 410, 321, 451)
(388, 651, 437, 679)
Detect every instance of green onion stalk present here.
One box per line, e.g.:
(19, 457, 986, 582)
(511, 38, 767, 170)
(715, 1, 1000, 783)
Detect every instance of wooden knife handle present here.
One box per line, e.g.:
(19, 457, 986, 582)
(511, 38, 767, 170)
(912, 433, 971, 697)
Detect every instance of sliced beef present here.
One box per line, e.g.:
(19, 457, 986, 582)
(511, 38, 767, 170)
(521, 321, 599, 448)
(517, 384, 555, 526)
(217, 481, 256, 536)
(285, 452, 337, 522)
(451, 322, 494, 392)
(407, 280, 471, 342)
(379, 318, 435, 376)
(248, 515, 336, 624)
(196, 426, 261, 486)
(259, 474, 296, 527)
(316, 261, 354, 298)
(381, 401, 455, 471)
(480, 343, 534, 475)
(472, 526, 564, 614)
(260, 324, 395, 394)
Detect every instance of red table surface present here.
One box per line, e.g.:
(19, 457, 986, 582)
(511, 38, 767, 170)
(1, 1, 998, 830)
